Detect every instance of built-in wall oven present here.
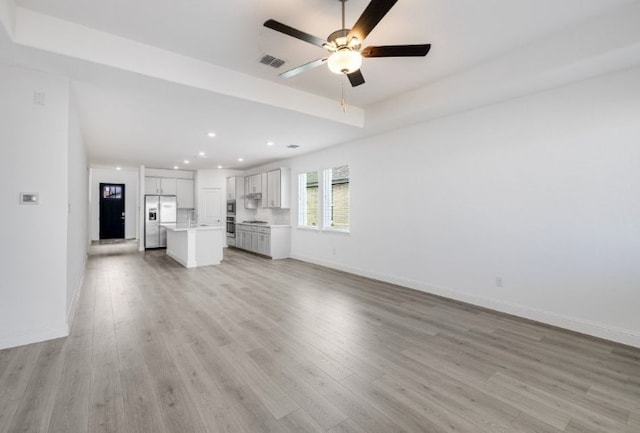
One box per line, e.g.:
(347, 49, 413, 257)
(226, 200, 236, 246)
(226, 216, 236, 238)
(226, 216, 236, 246)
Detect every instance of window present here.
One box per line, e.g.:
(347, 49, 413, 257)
(102, 185, 122, 199)
(323, 165, 350, 230)
(298, 165, 350, 231)
(298, 171, 319, 227)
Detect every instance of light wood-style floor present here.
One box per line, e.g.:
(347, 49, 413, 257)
(1, 241, 639, 433)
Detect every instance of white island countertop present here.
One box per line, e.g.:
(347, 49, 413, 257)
(162, 223, 223, 232)
(160, 223, 224, 268)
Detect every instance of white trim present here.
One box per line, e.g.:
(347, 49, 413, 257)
(0, 325, 68, 350)
(290, 253, 640, 349)
(66, 253, 87, 325)
(296, 226, 320, 231)
(321, 228, 350, 235)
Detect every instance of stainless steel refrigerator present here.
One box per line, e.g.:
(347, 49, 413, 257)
(144, 195, 177, 248)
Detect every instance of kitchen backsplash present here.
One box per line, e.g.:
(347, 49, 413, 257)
(242, 207, 290, 225)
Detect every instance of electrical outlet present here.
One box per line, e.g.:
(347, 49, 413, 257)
(495, 276, 503, 287)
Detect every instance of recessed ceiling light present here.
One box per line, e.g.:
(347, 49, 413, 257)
(173, 166, 179, 170)
(207, 132, 216, 138)
(184, 160, 190, 164)
(267, 141, 274, 146)
(198, 151, 206, 156)
(238, 157, 244, 162)
(115, 166, 121, 170)
(217, 165, 223, 169)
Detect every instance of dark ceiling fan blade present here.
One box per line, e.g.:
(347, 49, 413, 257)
(361, 44, 431, 58)
(347, 0, 398, 44)
(347, 69, 365, 87)
(264, 19, 327, 48)
(279, 58, 328, 79)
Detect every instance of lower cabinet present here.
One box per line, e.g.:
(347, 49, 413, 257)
(234, 225, 289, 259)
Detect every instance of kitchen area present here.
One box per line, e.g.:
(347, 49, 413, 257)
(225, 168, 291, 259)
(141, 166, 292, 267)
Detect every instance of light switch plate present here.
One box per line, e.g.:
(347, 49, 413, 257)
(20, 192, 39, 205)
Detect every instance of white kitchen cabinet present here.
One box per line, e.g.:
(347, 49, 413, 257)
(226, 177, 236, 200)
(176, 179, 194, 208)
(145, 177, 177, 195)
(234, 224, 289, 259)
(266, 168, 290, 209)
(244, 174, 262, 209)
(238, 226, 257, 251)
(245, 174, 262, 194)
(261, 173, 268, 209)
(257, 227, 271, 255)
(161, 178, 177, 195)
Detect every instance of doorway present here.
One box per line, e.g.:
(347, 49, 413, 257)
(199, 188, 222, 226)
(99, 183, 125, 239)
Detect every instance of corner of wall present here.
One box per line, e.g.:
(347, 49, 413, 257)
(0, 0, 16, 40)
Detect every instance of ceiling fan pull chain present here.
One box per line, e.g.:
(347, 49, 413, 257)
(341, 79, 348, 112)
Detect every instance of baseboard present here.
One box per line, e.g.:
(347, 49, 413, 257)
(0, 325, 69, 350)
(290, 254, 640, 348)
(67, 253, 88, 326)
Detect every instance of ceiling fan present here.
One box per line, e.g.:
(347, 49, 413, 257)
(264, 0, 431, 87)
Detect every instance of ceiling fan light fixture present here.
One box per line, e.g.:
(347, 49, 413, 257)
(328, 49, 362, 75)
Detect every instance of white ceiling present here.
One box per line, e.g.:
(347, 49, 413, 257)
(2, 0, 640, 170)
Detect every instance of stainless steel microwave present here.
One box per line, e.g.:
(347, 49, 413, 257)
(227, 200, 236, 214)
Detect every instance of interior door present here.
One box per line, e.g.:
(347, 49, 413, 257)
(99, 183, 125, 239)
(199, 188, 222, 226)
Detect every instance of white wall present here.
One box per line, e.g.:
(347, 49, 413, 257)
(287, 67, 640, 347)
(0, 63, 70, 349)
(89, 167, 138, 240)
(66, 93, 88, 319)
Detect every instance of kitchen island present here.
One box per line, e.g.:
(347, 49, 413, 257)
(161, 223, 224, 268)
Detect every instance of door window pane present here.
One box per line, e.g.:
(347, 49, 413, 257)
(103, 185, 122, 199)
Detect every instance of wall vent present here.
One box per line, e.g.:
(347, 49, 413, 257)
(259, 54, 286, 69)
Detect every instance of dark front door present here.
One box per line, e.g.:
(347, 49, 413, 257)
(99, 183, 125, 239)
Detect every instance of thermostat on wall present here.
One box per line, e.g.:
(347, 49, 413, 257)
(20, 193, 39, 205)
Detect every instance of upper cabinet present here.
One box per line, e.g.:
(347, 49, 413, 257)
(266, 168, 290, 209)
(176, 179, 194, 208)
(245, 174, 262, 195)
(145, 176, 194, 208)
(226, 177, 236, 200)
(160, 178, 177, 195)
(145, 177, 177, 195)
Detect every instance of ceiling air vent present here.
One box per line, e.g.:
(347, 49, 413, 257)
(259, 54, 286, 69)
(287, 144, 300, 149)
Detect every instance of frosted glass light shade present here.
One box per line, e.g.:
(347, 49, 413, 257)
(328, 49, 362, 74)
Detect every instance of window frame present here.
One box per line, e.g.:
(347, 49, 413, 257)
(321, 165, 350, 233)
(297, 171, 320, 230)
(297, 164, 350, 234)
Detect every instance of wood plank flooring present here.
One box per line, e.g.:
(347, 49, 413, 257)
(1, 241, 639, 433)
